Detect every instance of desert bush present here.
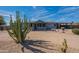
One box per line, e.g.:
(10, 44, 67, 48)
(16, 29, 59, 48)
(72, 29, 79, 35)
(61, 39, 68, 53)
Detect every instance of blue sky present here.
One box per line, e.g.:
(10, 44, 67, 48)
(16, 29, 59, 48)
(0, 6, 79, 25)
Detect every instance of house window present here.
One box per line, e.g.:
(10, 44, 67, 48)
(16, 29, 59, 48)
(43, 24, 45, 27)
(39, 23, 41, 27)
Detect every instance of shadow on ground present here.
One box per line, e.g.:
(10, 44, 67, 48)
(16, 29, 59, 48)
(20, 39, 59, 53)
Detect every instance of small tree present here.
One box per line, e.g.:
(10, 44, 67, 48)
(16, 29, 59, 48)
(61, 39, 68, 53)
(7, 11, 31, 43)
(0, 16, 5, 25)
(0, 16, 5, 31)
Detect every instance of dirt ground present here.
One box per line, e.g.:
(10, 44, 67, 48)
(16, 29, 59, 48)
(0, 29, 79, 53)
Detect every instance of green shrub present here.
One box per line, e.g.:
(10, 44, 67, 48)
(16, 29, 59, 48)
(72, 29, 79, 35)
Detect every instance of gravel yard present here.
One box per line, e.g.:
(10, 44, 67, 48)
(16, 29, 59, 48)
(0, 29, 79, 53)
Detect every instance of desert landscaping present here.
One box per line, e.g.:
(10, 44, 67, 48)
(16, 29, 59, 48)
(0, 29, 79, 53)
(0, 6, 79, 53)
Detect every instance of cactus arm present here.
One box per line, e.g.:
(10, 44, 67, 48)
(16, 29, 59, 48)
(61, 39, 68, 53)
(17, 18, 22, 42)
(10, 15, 18, 40)
(7, 30, 18, 43)
(23, 28, 31, 39)
(64, 39, 68, 48)
(11, 21, 18, 40)
(24, 18, 28, 33)
(23, 15, 29, 39)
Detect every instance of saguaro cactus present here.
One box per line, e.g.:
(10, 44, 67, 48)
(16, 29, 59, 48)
(61, 39, 68, 53)
(7, 11, 30, 43)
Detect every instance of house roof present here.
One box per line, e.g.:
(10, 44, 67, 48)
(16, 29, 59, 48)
(30, 20, 75, 24)
(35, 20, 45, 23)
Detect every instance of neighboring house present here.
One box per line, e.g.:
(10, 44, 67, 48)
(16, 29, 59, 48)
(29, 20, 73, 31)
(0, 25, 10, 30)
(0, 20, 79, 31)
(30, 20, 56, 31)
(72, 23, 79, 28)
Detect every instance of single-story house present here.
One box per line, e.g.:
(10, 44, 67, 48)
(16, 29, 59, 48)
(0, 20, 79, 31)
(29, 20, 73, 31)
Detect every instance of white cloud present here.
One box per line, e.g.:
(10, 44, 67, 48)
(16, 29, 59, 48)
(39, 6, 79, 22)
(31, 6, 79, 22)
(30, 8, 49, 20)
(59, 7, 79, 13)
(0, 10, 13, 17)
(36, 13, 56, 20)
